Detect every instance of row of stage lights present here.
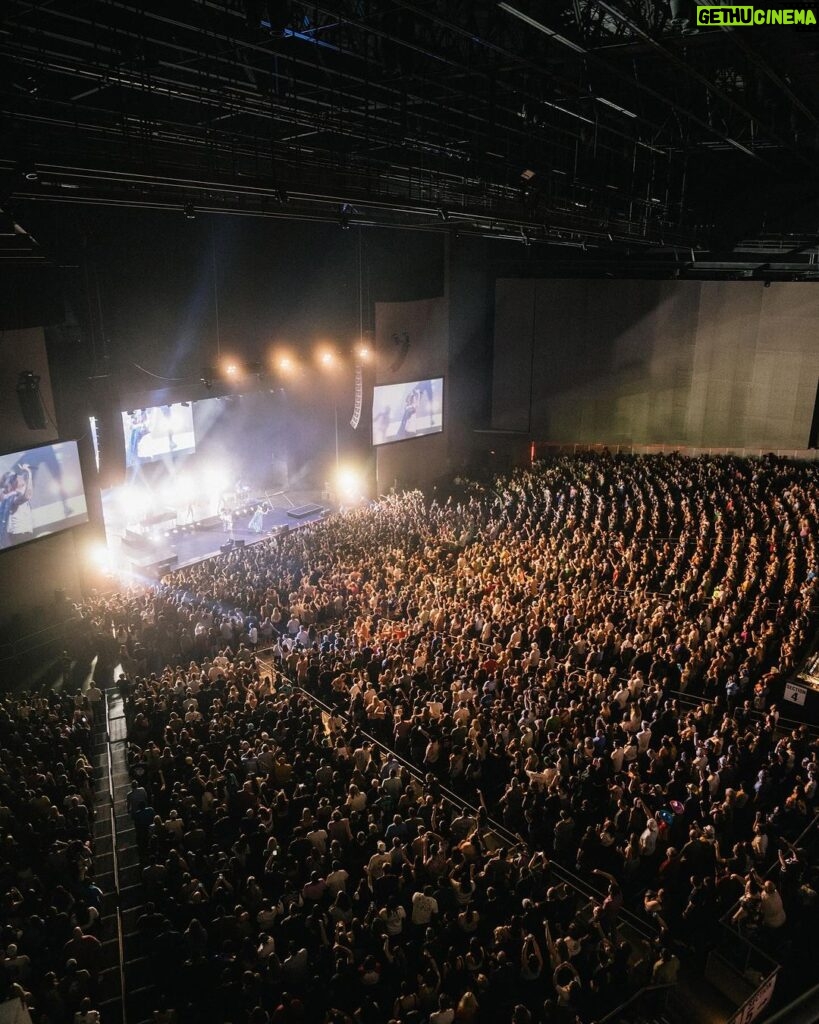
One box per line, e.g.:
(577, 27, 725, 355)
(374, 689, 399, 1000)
(204, 344, 372, 389)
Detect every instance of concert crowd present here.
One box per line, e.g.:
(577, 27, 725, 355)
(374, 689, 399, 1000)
(2, 453, 819, 1024)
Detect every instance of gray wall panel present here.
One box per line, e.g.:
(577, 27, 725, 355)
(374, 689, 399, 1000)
(493, 279, 819, 449)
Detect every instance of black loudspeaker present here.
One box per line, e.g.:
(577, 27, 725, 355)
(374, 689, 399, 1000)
(809, 379, 819, 449)
(16, 372, 48, 430)
(90, 377, 126, 489)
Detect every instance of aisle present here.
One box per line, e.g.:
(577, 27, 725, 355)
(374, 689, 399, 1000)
(96, 689, 154, 1024)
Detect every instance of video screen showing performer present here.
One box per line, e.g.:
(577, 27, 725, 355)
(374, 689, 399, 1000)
(372, 377, 443, 445)
(122, 402, 196, 466)
(0, 441, 88, 551)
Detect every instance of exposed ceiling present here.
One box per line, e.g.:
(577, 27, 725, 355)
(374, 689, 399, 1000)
(2, 0, 819, 276)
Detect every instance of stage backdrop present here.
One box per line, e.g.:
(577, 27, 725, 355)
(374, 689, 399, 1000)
(374, 295, 450, 490)
(492, 279, 819, 450)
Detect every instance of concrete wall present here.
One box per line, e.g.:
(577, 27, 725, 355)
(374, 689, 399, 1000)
(492, 279, 819, 449)
(0, 328, 86, 620)
(374, 295, 451, 491)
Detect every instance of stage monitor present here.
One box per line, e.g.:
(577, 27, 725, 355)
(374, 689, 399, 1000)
(372, 377, 444, 446)
(122, 402, 195, 466)
(0, 440, 89, 552)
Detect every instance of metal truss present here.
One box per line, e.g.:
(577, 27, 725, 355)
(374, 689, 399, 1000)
(0, 0, 817, 254)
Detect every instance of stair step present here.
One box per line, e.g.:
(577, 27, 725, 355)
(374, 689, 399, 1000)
(119, 863, 143, 887)
(122, 955, 155, 990)
(116, 845, 141, 869)
(119, 884, 145, 910)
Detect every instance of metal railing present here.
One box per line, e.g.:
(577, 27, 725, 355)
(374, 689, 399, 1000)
(254, 647, 659, 943)
(0, 614, 81, 662)
(664, 687, 819, 738)
(704, 924, 779, 1024)
(531, 442, 819, 463)
(104, 692, 128, 1024)
(597, 982, 675, 1024)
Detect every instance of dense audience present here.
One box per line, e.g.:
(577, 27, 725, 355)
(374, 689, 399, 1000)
(0, 689, 103, 1024)
(6, 452, 819, 1024)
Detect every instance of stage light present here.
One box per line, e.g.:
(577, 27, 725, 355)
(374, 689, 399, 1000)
(225, 362, 239, 377)
(277, 354, 295, 374)
(335, 466, 363, 503)
(320, 350, 335, 367)
(88, 543, 112, 572)
(356, 344, 371, 362)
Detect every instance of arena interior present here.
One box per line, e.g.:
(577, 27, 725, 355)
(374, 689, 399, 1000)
(2, 4, 819, 1024)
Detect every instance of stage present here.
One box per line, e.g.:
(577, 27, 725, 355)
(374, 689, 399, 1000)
(106, 489, 329, 577)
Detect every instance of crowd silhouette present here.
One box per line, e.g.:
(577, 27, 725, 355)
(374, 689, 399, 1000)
(3, 453, 819, 1024)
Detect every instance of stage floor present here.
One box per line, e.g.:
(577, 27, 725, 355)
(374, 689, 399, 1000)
(111, 490, 328, 573)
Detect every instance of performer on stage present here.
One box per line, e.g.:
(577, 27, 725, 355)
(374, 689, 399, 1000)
(396, 384, 422, 438)
(127, 409, 149, 464)
(221, 508, 235, 540)
(0, 463, 34, 548)
(248, 505, 265, 534)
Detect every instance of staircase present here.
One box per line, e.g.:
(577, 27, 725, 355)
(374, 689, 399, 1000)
(95, 689, 155, 1024)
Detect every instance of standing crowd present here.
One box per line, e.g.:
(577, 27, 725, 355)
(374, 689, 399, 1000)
(2, 453, 819, 1024)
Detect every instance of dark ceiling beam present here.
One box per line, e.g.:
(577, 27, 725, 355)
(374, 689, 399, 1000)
(2, 0, 673, 182)
(1, 153, 684, 245)
(490, 2, 789, 170)
(597, 0, 814, 168)
(692, 3, 819, 131)
(276, 0, 682, 159)
(3, 10, 501, 158)
(319, 0, 676, 152)
(2, 0, 687, 226)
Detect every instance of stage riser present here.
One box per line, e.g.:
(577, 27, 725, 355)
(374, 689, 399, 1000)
(288, 503, 326, 519)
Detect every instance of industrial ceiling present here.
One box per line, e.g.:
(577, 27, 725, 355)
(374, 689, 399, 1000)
(2, 0, 819, 277)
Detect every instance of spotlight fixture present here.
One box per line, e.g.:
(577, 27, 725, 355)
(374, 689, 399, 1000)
(339, 203, 352, 230)
(438, 207, 450, 222)
(183, 203, 196, 220)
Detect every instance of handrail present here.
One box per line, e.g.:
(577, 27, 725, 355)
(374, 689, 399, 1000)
(0, 614, 81, 662)
(253, 648, 659, 942)
(531, 442, 819, 462)
(104, 692, 128, 1024)
(718, 811, 819, 937)
(663, 687, 819, 738)
(725, 966, 779, 1024)
(595, 982, 675, 1024)
(760, 978, 819, 1024)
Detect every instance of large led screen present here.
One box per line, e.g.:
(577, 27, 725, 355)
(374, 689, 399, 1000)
(372, 377, 444, 446)
(122, 402, 195, 466)
(0, 440, 88, 551)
